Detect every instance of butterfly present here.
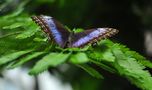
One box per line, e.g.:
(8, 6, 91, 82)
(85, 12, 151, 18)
(31, 15, 118, 48)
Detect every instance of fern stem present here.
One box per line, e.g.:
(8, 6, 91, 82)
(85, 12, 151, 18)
(0, 32, 21, 39)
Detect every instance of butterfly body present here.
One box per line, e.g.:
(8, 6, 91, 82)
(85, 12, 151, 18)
(31, 15, 118, 48)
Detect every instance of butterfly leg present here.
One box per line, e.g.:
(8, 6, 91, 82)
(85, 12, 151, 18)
(91, 42, 97, 47)
(91, 39, 98, 47)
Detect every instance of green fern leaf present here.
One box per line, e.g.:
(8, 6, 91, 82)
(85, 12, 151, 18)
(29, 53, 71, 75)
(112, 47, 152, 90)
(2, 0, 28, 19)
(2, 23, 24, 29)
(113, 43, 152, 68)
(99, 40, 152, 68)
(9, 52, 45, 68)
(16, 23, 39, 39)
(77, 64, 104, 79)
(90, 60, 116, 73)
(88, 47, 115, 62)
(70, 52, 89, 64)
(0, 50, 32, 65)
(73, 28, 84, 33)
(125, 51, 152, 68)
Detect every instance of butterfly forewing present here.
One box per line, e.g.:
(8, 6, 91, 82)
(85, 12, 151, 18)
(69, 28, 118, 47)
(31, 15, 70, 48)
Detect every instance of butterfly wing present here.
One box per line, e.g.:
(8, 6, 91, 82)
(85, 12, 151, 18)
(31, 15, 70, 48)
(69, 28, 118, 47)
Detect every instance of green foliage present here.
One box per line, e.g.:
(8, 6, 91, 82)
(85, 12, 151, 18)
(77, 64, 104, 79)
(70, 52, 89, 64)
(88, 46, 115, 62)
(1, 1, 152, 90)
(3, 23, 24, 29)
(112, 47, 152, 90)
(72, 74, 102, 90)
(29, 53, 71, 75)
(90, 60, 116, 73)
(0, 50, 32, 65)
(9, 52, 45, 69)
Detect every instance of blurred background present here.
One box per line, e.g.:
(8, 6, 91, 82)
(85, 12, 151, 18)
(0, 0, 152, 90)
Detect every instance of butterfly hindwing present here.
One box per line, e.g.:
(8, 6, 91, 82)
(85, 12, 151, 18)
(69, 28, 118, 47)
(31, 15, 70, 48)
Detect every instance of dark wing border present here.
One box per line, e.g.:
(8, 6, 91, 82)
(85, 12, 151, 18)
(31, 15, 70, 48)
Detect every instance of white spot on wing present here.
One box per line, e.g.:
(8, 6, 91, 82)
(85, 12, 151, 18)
(42, 16, 53, 19)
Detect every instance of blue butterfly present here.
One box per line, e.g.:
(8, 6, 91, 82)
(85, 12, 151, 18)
(31, 15, 118, 48)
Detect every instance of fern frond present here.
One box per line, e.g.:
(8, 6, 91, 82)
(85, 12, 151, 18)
(9, 52, 45, 69)
(90, 60, 116, 73)
(0, 50, 32, 65)
(2, 23, 24, 29)
(77, 64, 104, 79)
(87, 44, 115, 62)
(70, 52, 89, 64)
(29, 53, 71, 75)
(16, 24, 39, 39)
(112, 47, 152, 90)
